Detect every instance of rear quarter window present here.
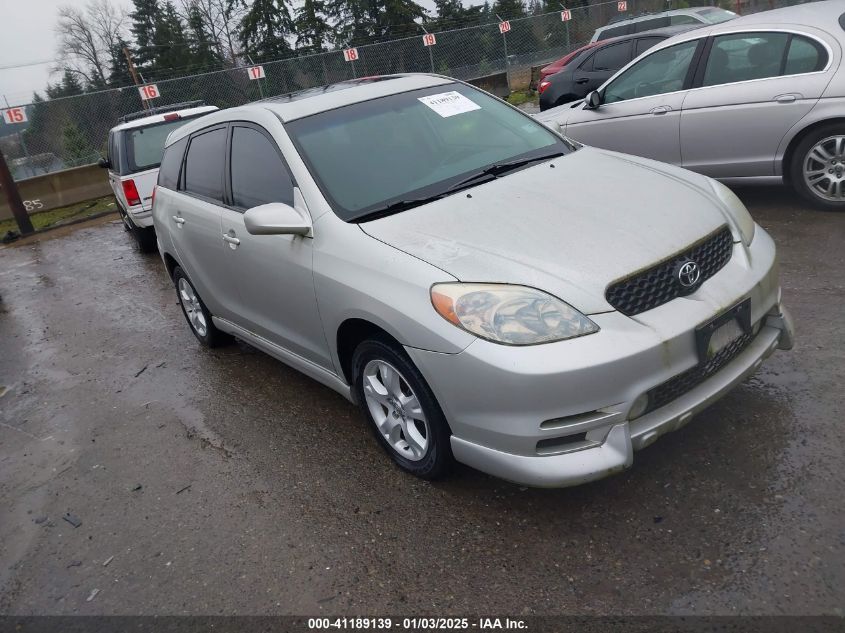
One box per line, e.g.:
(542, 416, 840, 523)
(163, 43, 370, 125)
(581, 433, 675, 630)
(597, 24, 631, 41)
(158, 137, 188, 190)
(634, 16, 670, 32)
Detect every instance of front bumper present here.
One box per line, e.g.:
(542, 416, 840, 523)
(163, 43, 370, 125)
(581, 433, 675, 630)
(405, 228, 794, 488)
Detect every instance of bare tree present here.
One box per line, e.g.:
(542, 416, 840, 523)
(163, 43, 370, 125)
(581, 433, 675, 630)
(181, 0, 247, 64)
(55, 0, 127, 88)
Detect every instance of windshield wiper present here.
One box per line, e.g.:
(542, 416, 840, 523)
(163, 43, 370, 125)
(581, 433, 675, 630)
(446, 151, 565, 192)
(351, 151, 565, 223)
(351, 193, 448, 223)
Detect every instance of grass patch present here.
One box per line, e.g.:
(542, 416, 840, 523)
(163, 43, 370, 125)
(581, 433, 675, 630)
(506, 90, 538, 106)
(1, 196, 116, 236)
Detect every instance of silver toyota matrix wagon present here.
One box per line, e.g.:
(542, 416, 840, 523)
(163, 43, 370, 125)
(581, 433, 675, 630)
(152, 74, 794, 488)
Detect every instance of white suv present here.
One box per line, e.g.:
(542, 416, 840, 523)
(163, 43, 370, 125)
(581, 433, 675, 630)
(591, 7, 736, 42)
(100, 101, 217, 251)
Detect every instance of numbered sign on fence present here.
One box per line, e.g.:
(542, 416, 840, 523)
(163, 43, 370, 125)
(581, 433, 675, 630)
(138, 84, 160, 101)
(617, 0, 627, 11)
(2, 107, 27, 124)
(498, 21, 511, 34)
(247, 65, 265, 80)
(422, 33, 437, 47)
(560, 9, 572, 21)
(343, 48, 359, 62)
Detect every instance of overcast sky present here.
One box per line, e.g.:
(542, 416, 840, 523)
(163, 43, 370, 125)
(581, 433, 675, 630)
(0, 0, 445, 106)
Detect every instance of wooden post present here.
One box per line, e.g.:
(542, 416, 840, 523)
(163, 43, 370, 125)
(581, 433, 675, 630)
(0, 149, 34, 235)
(123, 46, 148, 110)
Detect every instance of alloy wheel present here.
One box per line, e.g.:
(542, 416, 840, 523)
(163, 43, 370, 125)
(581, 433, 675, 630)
(362, 359, 430, 462)
(177, 277, 208, 337)
(803, 135, 845, 202)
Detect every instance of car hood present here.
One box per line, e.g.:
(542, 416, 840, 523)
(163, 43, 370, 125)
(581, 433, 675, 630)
(359, 147, 734, 314)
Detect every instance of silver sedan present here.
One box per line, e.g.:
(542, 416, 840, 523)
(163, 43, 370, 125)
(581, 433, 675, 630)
(153, 74, 794, 488)
(537, 0, 845, 210)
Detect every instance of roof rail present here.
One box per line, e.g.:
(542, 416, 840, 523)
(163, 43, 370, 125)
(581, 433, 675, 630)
(119, 100, 207, 123)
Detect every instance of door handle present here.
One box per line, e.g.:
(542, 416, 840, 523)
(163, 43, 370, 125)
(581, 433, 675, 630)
(575, 77, 589, 84)
(172, 215, 185, 225)
(651, 106, 671, 115)
(775, 94, 797, 103)
(222, 234, 241, 247)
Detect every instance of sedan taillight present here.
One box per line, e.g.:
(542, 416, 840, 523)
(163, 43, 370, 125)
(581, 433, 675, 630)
(538, 79, 551, 94)
(122, 179, 141, 207)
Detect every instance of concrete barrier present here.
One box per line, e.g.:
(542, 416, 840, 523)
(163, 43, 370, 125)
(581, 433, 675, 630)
(0, 164, 112, 221)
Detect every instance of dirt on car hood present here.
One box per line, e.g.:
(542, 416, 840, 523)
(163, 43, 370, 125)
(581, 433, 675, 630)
(360, 147, 735, 314)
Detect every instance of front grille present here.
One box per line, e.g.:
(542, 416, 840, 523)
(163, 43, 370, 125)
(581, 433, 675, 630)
(606, 227, 734, 316)
(642, 331, 755, 416)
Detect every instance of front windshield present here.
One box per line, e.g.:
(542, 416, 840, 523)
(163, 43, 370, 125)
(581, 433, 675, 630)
(286, 83, 569, 221)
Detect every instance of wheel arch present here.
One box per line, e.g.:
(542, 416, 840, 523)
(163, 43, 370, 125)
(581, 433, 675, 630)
(161, 251, 180, 279)
(336, 318, 402, 387)
(781, 117, 845, 184)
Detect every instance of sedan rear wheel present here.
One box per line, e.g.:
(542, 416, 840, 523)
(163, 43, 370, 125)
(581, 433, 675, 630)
(791, 126, 845, 211)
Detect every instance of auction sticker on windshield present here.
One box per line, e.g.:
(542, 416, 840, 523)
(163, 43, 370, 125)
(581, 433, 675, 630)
(418, 91, 481, 118)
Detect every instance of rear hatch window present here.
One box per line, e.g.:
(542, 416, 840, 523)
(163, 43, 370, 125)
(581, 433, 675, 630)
(125, 117, 198, 173)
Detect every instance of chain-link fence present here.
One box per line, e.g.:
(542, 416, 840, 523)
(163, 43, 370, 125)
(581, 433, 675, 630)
(0, 0, 808, 180)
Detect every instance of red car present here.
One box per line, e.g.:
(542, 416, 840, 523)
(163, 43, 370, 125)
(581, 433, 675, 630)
(538, 42, 601, 90)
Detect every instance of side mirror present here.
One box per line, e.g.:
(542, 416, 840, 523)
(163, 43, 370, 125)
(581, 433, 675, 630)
(98, 156, 111, 169)
(244, 202, 311, 236)
(584, 90, 602, 110)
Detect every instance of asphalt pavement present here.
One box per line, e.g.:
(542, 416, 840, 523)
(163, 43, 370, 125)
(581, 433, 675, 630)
(0, 186, 843, 615)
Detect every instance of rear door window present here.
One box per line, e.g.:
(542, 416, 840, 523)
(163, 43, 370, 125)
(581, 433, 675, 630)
(702, 32, 791, 87)
(635, 37, 664, 56)
(158, 136, 188, 190)
(590, 41, 632, 71)
(182, 127, 226, 202)
(229, 126, 294, 209)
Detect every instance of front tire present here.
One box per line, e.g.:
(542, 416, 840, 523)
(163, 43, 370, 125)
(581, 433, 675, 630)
(789, 124, 845, 210)
(352, 338, 453, 480)
(172, 266, 230, 348)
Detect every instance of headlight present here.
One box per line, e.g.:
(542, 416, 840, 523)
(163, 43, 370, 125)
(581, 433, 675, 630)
(430, 283, 599, 345)
(709, 180, 755, 245)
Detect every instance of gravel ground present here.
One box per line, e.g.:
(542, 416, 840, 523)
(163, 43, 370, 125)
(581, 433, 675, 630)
(0, 186, 843, 616)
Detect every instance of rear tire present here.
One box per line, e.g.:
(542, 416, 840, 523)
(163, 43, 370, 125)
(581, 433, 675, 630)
(789, 124, 845, 211)
(117, 204, 132, 231)
(132, 225, 157, 253)
(352, 337, 453, 480)
(172, 266, 230, 348)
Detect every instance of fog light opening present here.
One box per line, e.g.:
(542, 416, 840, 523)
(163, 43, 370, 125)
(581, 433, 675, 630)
(628, 393, 650, 420)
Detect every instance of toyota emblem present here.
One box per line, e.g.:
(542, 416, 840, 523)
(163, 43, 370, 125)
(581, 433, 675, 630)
(677, 260, 701, 288)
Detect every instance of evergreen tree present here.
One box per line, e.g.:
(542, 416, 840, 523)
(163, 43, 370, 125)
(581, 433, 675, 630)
(294, 0, 330, 53)
(239, 0, 294, 61)
(326, 0, 427, 45)
(431, 0, 484, 29)
(492, 0, 525, 18)
(62, 122, 96, 166)
(153, 2, 191, 74)
(129, 0, 162, 67)
(107, 37, 133, 87)
(187, 3, 223, 67)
